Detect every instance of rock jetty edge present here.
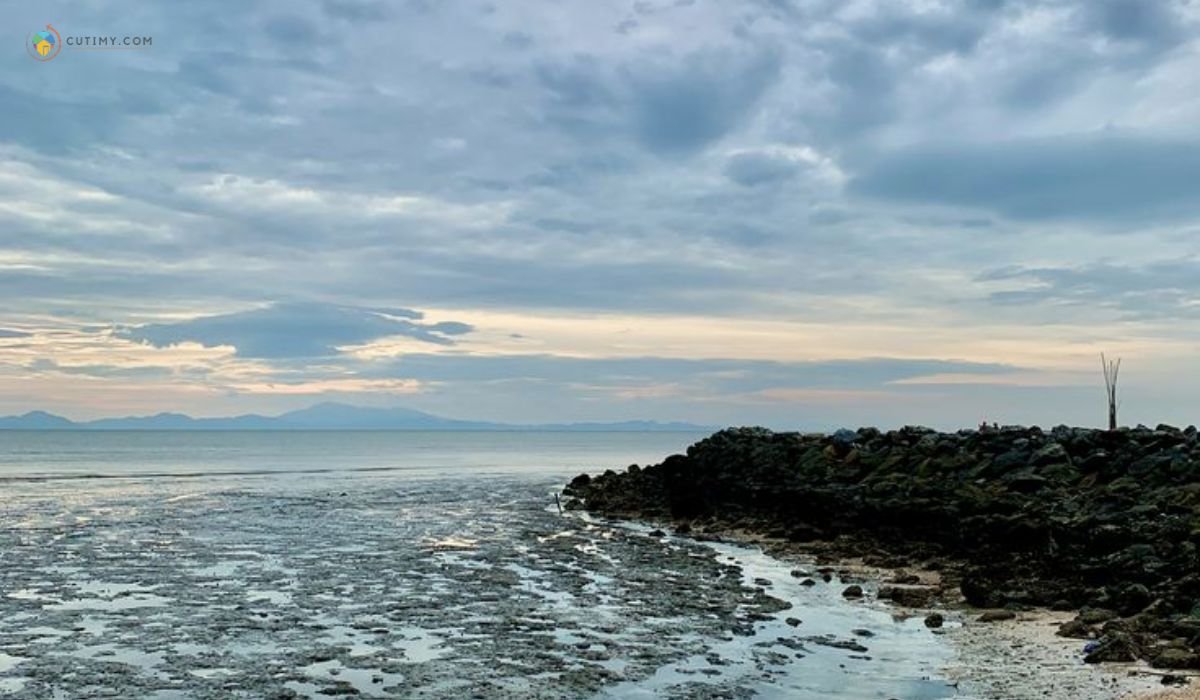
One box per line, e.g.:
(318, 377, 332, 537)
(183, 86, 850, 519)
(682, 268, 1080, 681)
(564, 424, 1200, 670)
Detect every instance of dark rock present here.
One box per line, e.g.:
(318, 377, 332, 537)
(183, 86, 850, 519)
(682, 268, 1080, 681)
(1084, 632, 1138, 663)
(569, 424, 1200, 665)
(924, 613, 944, 629)
(1078, 608, 1118, 625)
(878, 585, 936, 608)
(842, 585, 864, 598)
(1152, 649, 1200, 670)
(977, 610, 1017, 623)
(1057, 619, 1095, 639)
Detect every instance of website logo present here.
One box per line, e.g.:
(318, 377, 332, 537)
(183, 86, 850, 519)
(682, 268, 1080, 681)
(28, 24, 61, 62)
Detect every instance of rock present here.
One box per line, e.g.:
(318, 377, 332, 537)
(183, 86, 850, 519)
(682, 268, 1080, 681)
(564, 473, 590, 494)
(1084, 632, 1138, 663)
(570, 424, 1200, 665)
(808, 636, 869, 653)
(1031, 442, 1069, 466)
(977, 610, 1016, 623)
(1115, 583, 1152, 616)
(1152, 649, 1200, 670)
(842, 585, 864, 598)
(924, 613, 944, 629)
(832, 428, 858, 445)
(800, 578, 817, 587)
(1077, 608, 1118, 625)
(785, 617, 802, 627)
(878, 585, 936, 607)
(1057, 619, 1095, 639)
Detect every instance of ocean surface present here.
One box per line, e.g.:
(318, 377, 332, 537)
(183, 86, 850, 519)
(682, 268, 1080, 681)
(0, 430, 960, 699)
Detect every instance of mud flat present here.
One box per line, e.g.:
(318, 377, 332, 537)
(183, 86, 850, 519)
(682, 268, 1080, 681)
(0, 471, 994, 698)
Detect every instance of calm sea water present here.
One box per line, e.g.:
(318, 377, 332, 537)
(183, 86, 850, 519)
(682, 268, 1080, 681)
(0, 430, 707, 482)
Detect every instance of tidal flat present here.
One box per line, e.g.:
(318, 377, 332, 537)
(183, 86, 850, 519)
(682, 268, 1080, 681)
(0, 467, 1167, 699)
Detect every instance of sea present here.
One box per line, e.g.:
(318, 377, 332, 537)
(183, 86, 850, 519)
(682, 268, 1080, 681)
(0, 430, 961, 699)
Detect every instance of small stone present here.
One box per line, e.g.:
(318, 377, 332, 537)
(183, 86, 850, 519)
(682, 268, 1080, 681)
(924, 613, 944, 629)
(842, 585, 864, 598)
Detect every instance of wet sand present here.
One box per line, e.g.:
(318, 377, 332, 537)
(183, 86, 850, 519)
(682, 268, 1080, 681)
(0, 474, 959, 699)
(2, 471, 1193, 699)
(1135, 690, 1200, 700)
(663, 528, 1180, 699)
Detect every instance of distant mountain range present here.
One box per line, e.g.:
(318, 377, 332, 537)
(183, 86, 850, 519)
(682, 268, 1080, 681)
(0, 402, 711, 432)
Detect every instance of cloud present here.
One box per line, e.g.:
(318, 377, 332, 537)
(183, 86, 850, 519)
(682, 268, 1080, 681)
(626, 47, 783, 155)
(724, 151, 802, 186)
(1082, 0, 1184, 46)
(118, 303, 474, 359)
(29, 358, 175, 380)
(723, 146, 845, 187)
(263, 15, 320, 45)
(322, 0, 390, 21)
(376, 353, 1019, 393)
(979, 259, 1200, 318)
(2, 0, 1200, 426)
(536, 45, 783, 156)
(0, 84, 121, 155)
(851, 135, 1200, 222)
(0, 329, 30, 339)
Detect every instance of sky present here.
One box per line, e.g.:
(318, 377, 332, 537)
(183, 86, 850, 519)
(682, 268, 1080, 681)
(2, 0, 1199, 430)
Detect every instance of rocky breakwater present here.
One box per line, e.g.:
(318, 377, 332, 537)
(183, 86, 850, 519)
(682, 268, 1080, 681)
(563, 425, 1200, 670)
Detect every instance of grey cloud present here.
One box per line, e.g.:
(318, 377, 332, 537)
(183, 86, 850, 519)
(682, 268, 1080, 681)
(118, 303, 475, 359)
(849, 5, 992, 56)
(0, 329, 31, 339)
(979, 260, 1200, 318)
(323, 0, 390, 21)
(502, 31, 534, 49)
(0, 84, 121, 155)
(377, 354, 1017, 392)
(537, 45, 783, 155)
(29, 358, 176, 380)
(263, 15, 321, 45)
(852, 135, 1200, 221)
(1083, 0, 1183, 45)
(724, 151, 802, 186)
(627, 47, 782, 155)
(2, 0, 1199, 425)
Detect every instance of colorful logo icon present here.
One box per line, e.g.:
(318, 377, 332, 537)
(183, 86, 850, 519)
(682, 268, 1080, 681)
(28, 24, 61, 62)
